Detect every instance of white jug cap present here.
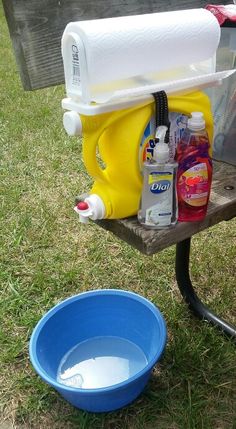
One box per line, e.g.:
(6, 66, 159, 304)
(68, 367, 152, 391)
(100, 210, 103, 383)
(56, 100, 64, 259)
(188, 112, 205, 130)
(63, 111, 82, 136)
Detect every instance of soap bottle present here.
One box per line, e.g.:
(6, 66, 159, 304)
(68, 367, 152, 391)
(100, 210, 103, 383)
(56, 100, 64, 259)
(176, 112, 212, 222)
(138, 126, 178, 228)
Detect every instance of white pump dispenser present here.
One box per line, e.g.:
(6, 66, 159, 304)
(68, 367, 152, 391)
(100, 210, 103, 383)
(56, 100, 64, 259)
(153, 143, 170, 163)
(153, 125, 170, 163)
(138, 126, 178, 228)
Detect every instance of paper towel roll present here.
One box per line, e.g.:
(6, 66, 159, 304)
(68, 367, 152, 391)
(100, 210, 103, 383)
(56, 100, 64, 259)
(63, 9, 219, 84)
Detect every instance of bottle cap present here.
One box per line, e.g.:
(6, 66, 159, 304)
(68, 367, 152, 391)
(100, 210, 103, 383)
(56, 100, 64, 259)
(153, 143, 170, 162)
(188, 112, 205, 131)
(63, 111, 82, 136)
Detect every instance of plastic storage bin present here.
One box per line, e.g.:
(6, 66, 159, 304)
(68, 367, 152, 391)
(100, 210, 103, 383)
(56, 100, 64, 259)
(211, 25, 236, 165)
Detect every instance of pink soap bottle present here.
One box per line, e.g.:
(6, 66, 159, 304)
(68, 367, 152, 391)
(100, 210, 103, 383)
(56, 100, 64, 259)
(176, 112, 212, 222)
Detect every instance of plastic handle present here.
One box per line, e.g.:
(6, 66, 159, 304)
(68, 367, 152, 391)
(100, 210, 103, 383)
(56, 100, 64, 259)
(82, 125, 108, 183)
(82, 107, 134, 183)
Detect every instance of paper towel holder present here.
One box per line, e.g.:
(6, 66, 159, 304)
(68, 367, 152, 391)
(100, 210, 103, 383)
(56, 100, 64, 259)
(61, 10, 236, 113)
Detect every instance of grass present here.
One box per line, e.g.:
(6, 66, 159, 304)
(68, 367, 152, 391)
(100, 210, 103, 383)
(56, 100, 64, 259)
(0, 4, 236, 429)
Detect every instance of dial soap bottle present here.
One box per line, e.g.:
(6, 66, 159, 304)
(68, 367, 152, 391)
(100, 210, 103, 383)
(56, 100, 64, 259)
(138, 126, 178, 229)
(176, 112, 212, 222)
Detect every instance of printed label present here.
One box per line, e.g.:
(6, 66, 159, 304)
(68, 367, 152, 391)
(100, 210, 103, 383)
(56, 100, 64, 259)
(144, 171, 174, 227)
(145, 204, 172, 227)
(178, 162, 209, 207)
(169, 113, 188, 161)
(148, 172, 173, 184)
(139, 117, 156, 169)
(139, 112, 188, 169)
(150, 180, 171, 194)
(71, 44, 80, 86)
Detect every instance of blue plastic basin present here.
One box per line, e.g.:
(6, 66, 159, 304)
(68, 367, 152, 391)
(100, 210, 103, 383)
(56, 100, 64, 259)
(29, 289, 167, 412)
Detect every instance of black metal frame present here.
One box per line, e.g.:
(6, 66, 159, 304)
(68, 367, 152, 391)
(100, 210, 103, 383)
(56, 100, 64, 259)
(175, 238, 236, 340)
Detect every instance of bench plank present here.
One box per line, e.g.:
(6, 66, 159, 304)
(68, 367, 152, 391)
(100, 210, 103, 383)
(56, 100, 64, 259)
(96, 161, 236, 255)
(3, 0, 232, 90)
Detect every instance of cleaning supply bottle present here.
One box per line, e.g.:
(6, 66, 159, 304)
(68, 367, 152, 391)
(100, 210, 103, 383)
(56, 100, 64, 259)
(64, 91, 213, 222)
(138, 126, 178, 228)
(73, 100, 154, 222)
(176, 112, 212, 222)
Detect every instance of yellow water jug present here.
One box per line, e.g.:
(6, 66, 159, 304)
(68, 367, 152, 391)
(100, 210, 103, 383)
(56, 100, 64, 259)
(73, 91, 213, 221)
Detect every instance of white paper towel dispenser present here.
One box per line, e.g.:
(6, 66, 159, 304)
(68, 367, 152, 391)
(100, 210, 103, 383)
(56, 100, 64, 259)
(61, 8, 235, 111)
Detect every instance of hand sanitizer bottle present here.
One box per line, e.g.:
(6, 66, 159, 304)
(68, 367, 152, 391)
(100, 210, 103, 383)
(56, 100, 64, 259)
(138, 126, 178, 228)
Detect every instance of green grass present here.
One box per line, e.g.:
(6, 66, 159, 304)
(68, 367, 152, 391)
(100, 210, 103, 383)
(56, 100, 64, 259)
(0, 4, 236, 429)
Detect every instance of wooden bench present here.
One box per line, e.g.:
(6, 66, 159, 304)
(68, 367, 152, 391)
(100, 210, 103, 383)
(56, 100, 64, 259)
(3, 0, 236, 339)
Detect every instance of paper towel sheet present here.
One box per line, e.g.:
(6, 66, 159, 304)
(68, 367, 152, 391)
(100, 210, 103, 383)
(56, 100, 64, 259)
(62, 8, 221, 103)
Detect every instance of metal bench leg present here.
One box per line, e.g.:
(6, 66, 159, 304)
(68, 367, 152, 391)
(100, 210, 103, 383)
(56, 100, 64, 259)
(175, 237, 236, 340)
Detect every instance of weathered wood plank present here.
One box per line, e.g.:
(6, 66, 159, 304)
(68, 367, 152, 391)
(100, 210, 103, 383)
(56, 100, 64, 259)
(96, 161, 236, 255)
(3, 0, 232, 90)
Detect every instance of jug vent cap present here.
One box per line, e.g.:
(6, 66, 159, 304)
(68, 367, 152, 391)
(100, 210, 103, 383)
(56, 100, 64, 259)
(63, 111, 82, 136)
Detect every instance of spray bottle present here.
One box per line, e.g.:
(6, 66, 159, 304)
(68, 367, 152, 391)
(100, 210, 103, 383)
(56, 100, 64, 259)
(138, 126, 178, 228)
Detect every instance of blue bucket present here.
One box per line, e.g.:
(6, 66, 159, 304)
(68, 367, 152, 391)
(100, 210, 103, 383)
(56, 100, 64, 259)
(29, 289, 167, 412)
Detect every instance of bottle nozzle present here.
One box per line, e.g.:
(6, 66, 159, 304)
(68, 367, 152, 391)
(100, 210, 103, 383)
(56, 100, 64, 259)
(74, 194, 105, 223)
(155, 125, 168, 143)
